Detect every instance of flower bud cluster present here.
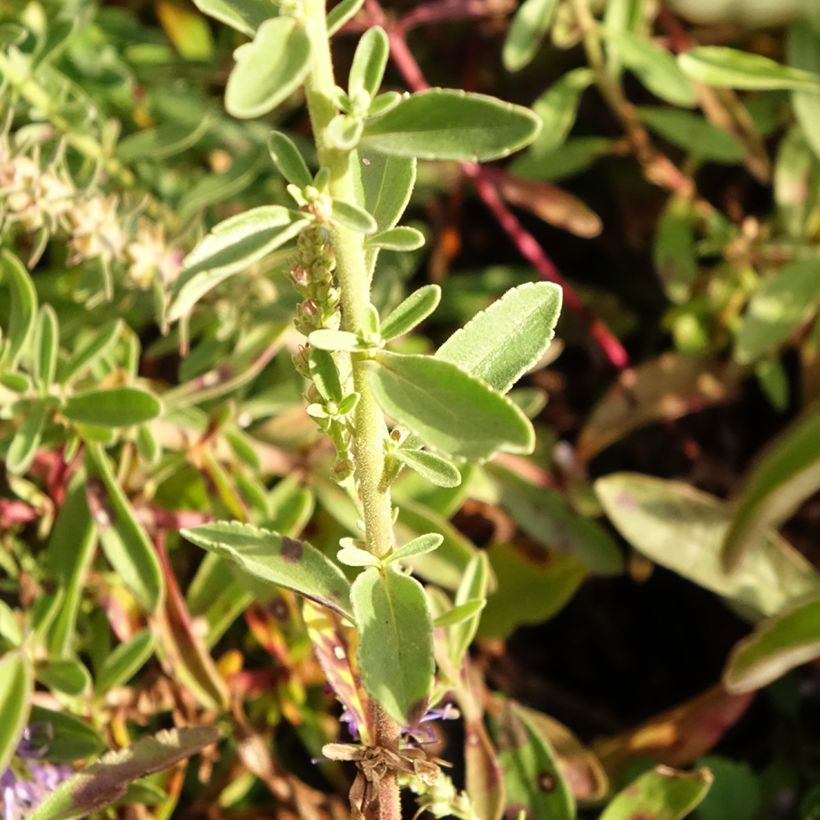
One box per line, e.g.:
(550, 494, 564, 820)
(289, 222, 354, 482)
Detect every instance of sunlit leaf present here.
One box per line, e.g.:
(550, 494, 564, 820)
(0, 650, 33, 774)
(225, 16, 311, 119)
(503, 0, 559, 72)
(64, 387, 162, 428)
(601, 765, 712, 820)
(182, 521, 353, 619)
(361, 89, 541, 162)
(369, 352, 534, 460)
(352, 567, 434, 724)
(595, 473, 820, 619)
(29, 727, 220, 820)
(725, 594, 820, 692)
(723, 405, 820, 570)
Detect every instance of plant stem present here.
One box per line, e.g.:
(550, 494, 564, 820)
(300, 1, 401, 817)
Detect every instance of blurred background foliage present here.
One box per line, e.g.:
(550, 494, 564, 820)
(1, 0, 820, 817)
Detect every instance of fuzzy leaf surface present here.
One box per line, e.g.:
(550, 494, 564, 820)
(351, 567, 434, 725)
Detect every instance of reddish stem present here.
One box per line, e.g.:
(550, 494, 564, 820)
(364, 0, 629, 369)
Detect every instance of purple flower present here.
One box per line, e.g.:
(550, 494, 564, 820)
(1, 727, 73, 820)
(403, 702, 460, 744)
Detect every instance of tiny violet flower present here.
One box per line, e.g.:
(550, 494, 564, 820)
(0, 726, 73, 820)
(402, 702, 460, 744)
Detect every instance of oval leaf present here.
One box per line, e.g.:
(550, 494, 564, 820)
(182, 521, 353, 619)
(225, 16, 311, 118)
(678, 46, 820, 91)
(366, 225, 425, 252)
(268, 130, 312, 188)
(29, 706, 105, 763)
(723, 405, 820, 571)
(595, 473, 820, 619)
(605, 29, 696, 107)
(169, 206, 309, 321)
(192, 0, 272, 36)
(388, 533, 443, 563)
(0, 650, 33, 774)
(85, 443, 164, 612)
(381, 284, 441, 340)
(63, 387, 162, 428)
(601, 765, 713, 820)
(349, 26, 389, 98)
(361, 88, 542, 162)
(95, 631, 156, 695)
(0, 249, 38, 372)
(734, 261, 820, 365)
(394, 448, 462, 488)
(369, 352, 535, 460)
(37, 658, 91, 696)
(503, 0, 559, 72)
(724, 594, 820, 693)
(351, 567, 434, 724)
(436, 281, 562, 394)
(29, 726, 220, 820)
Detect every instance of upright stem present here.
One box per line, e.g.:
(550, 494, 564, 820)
(300, 1, 401, 817)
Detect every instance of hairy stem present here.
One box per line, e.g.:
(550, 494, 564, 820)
(300, 1, 401, 817)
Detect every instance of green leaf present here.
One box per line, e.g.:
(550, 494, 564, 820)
(734, 261, 820, 364)
(480, 543, 585, 640)
(268, 130, 312, 188)
(366, 226, 425, 251)
(388, 533, 443, 564)
(309, 347, 344, 402)
(351, 567, 434, 724)
(29, 726, 220, 820)
(600, 765, 713, 820)
(308, 328, 361, 351)
(29, 706, 105, 763)
(723, 405, 820, 571)
(0, 650, 33, 774)
(181, 521, 353, 618)
(225, 16, 311, 118)
(337, 545, 380, 567)
(724, 594, 820, 693)
(604, 29, 696, 107)
(495, 699, 575, 819)
(487, 464, 624, 575)
(696, 757, 760, 820)
(63, 387, 162, 428)
(327, 0, 364, 36)
(85, 443, 164, 612)
(502, 0, 559, 72)
(678, 47, 820, 92)
(60, 320, 122, 385)
(95, 630, 156, 695)
(361, 89, 542, 162)
(34, 305, 59, 389)
(331, 199, 377, 233)
(118, 120, 209, 163)
(449, 552, 490, 667)
(394, 448, 462, 488)
(595, 473, 820, 619)
(788, 21, 820, 162)
(6, 398, 48, 475)
(192, 0, 272, 36)
(327, 113, 363, 151)
(0, 249, 38, 372)
(436, 281, 562, 394)
(36, 658, 91, 696)
(349, 26, 389, 98)
(170, 206, 309, 320)
(381, 284, 441, 340)
(654, 195, 700, 304)
(433, 598, 485, 627)
(46, 478, 97, 657)
(638, 107, 744, 164)
(369, 352, 534, 460)
(526, 68, 593, 157)
(512, 135, 613, 181)
(360, 152, 416, 232)
(0, 600, 21, 646)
